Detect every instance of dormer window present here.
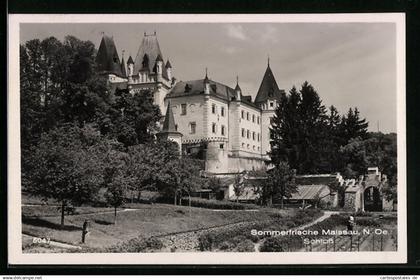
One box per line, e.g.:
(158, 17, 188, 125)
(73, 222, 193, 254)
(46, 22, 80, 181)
(184, 84, 192, 92)
(270, 102, 274, 108)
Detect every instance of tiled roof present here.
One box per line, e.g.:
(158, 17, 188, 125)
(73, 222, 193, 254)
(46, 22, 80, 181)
(133, 34, 163, 74)
(167, 79, 236, 101)
(295, 174, 338, 185)
(167, 79, 260, 109)
(255, 65, 284, 104)
(290, 185, 330, 200)
(95, 35, 123, 77)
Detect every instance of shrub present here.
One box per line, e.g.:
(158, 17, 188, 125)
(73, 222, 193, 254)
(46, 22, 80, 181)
(106, 236, 163, 252)
(235, 239, 255, 252)
(260, 237, 286, 252)
(198, 232, 215, 251)
(180, 197, 258, 210)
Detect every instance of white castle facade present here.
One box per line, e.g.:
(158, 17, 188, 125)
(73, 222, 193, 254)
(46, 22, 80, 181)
(97, 32, 285, 175)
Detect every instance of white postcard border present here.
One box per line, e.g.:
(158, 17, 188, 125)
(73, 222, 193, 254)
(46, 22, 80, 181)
(8, 13, 407, 265)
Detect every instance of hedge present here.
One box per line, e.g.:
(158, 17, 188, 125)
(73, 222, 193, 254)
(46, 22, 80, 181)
(180, 197, 259, 210)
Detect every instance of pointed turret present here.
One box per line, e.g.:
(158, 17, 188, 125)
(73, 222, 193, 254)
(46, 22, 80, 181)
(255, 60, 283, 106)
(157, 102, 183, 154)
(204, 68, 210, 95)
(95, 34, 123, 77)
(165, 59, 172, 69)
(165, 59, 172, 81)
(127, 55, 134, 76)
(162, 102, 177, 133)
(234, 76, 241, 101)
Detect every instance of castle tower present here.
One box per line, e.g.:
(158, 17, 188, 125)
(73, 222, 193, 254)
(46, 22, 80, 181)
(129, 32, 174, 116)
(156, 102, 183, 154)
(234, 76, 242, 101)
(95, 34, 127, 83)
(255, 59, 285, 157)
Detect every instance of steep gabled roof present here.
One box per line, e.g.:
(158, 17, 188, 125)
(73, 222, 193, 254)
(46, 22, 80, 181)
(133, 33, 164, 74)
(162, 102, 177, 133)
(255, 64, 284, 104)
(95, 35, 123, 77)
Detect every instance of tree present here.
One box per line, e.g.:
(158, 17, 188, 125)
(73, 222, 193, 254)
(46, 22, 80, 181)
(340, 107, 369, 144)
(233, 173, 245, 203)
(127, 140, 180, 201)
(23, 124, 105, 227)
(102, 143, 131, 225)
(156, 157, 205, 205)
(101, 89, 161, 146)
(261, 162, 297, 208)
(270, 82, 328, 174)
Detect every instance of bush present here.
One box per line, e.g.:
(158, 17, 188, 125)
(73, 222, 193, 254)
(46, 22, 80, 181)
(106, 236, 163, 252)
(235, 239, 255, 252)
(180, 197, 259, 210)
(260, 237, 286, 252)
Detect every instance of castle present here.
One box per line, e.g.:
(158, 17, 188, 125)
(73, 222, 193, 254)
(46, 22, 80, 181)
(96, 32, 285, 175)
(94, 33, 395, 212)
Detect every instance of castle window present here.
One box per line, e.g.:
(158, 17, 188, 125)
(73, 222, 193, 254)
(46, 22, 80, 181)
(246, 112, 249, 120)
(221, 107, 225, 117)
(252, 115, 255, 123)
(253, 145, 255, 150)
(175, 124, 178, 131)
(212, 104, 216, 114)
(247, 144, 250, 149)
(241, 128, 245, 138)
(270, 102, 274, 108)
(258, 147, 260, 151)
(221, 125, 225, 136)
(242, 143, 245, 148)
(247, 130, 250, 139)
(190, 122, 196, 134)
(220, 144, 224, 149)
(257, 116, 260, 124)
(252, 132, 255, 140)
(181, 104, 187, 115)
(241, 110, 244, 119)
(257, 133, 260, 141)
(212, 123, 217, 134)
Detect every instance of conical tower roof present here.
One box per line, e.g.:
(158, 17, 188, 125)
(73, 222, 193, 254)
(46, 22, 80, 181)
(133, 33, 164, 74)
(162, 102, 178, 133)
(255, 63, 283, 104)
(95, 35, 123, 77)
(127, 55, 134, 64)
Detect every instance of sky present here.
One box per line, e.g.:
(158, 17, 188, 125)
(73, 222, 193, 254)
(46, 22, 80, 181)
(20, 22, 397, 133)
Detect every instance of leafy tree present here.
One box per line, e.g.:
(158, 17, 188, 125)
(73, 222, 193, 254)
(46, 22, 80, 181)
(23, 124, 105, 227)
(260, 162, 297, 208)
(156, 157, 205, 205)
(101, 89, 161, 146)
(233, 173, 245, 203)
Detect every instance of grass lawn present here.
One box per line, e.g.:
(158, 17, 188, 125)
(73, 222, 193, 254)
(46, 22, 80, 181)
(22, 202, 294, 250)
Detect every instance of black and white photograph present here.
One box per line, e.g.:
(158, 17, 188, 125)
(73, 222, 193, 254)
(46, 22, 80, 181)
(7, 13, 406, 265)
